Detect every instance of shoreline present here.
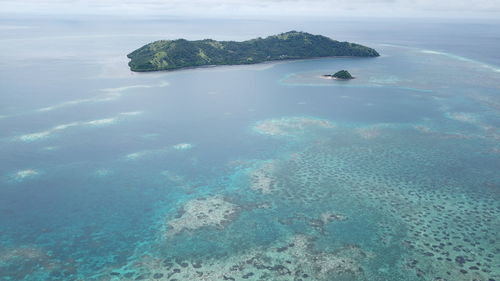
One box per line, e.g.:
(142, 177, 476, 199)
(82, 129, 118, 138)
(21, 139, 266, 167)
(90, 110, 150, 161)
(320, 75, 356, 80)
(129, 55, 378, 73)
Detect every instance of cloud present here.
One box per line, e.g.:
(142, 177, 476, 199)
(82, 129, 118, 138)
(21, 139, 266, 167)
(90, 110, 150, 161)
(1, 0, 499, 18)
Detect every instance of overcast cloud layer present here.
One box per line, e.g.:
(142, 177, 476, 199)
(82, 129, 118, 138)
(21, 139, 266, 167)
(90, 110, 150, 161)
(1, 0, 500, 18)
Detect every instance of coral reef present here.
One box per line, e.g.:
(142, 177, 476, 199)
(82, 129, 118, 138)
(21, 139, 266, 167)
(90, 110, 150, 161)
(241, 119, 500, 280)
(0, 247, 73, 281)
(249, 161, 279, 194)
(112, 235, 370, 281)
(167, 196, 239, 237)
(356, 127, 382, 139)
(253, 117, 335, 137)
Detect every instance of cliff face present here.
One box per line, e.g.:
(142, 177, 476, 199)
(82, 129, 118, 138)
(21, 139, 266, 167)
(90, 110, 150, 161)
(127, 31, 380, 72)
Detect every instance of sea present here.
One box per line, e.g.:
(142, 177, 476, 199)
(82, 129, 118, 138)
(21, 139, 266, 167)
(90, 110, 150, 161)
(0, 16, 499, 281)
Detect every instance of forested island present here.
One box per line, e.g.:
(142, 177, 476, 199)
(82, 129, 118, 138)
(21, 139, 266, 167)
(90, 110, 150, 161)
(127, 31, 379, 72)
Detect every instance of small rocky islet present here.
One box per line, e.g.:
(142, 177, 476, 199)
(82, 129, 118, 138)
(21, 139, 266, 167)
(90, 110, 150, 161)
(322, 70, 355, 80)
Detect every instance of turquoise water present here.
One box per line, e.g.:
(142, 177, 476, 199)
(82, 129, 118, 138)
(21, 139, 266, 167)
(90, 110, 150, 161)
(0, 18, 499, 281)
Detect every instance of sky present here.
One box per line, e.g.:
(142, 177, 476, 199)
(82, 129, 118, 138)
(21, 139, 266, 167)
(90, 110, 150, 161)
(1, 0, 500, 19)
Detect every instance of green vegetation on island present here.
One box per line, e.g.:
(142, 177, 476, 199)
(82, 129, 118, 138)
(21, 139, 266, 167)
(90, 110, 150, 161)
(323, 70, 354, 80)
(127, 31, 379, 72)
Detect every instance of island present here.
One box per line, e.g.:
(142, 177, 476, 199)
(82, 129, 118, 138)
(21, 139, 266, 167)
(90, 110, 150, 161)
(323, 70, 354, 80)
(127, 31, 379, 72)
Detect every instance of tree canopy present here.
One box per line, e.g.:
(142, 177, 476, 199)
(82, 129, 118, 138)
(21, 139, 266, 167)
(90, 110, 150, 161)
(332, 70, 354, 79)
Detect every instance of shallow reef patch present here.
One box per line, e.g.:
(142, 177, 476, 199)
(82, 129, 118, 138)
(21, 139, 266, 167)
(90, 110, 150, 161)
(167, 196, 239, 237)
(111, 234, 371, 281)
(8, 169, 41, 182)
(253, 116, 335, 137)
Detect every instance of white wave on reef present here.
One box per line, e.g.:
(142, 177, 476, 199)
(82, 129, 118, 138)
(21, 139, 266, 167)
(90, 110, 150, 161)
(126, 151, 149, 160)
(16, 111, 142, 142)
(9, 169, 40, 182)
(420, 50, 500, 73)
(125, 143, 194, 160)
(101, 82, 169, 93)
(18, 122, 80, 141)
(126, 147, 170, 160)
(172, 143, 194, 150)
(37, 97, 110, 112)
(18, 131, 52, 142)
(36, 82, 168, 112)
(380, 44, 500, 74)
(52, 122, 79, 130)
(119, 111, 143, 116)
(84, 118, 117, 126)
(84, 112, 143, 127)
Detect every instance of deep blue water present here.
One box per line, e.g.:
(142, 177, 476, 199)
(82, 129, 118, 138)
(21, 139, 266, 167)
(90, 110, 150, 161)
(0, 17, 499, 281)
